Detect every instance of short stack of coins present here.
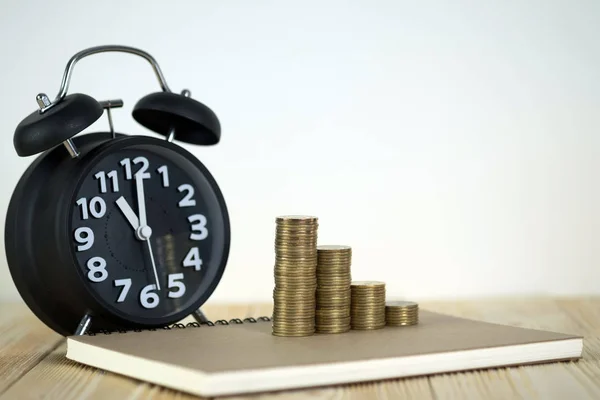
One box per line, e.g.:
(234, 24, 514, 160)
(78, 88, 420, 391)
(315, 245, 352, 333)
(350, 281, 386, 330)
(272, 215, 318, 337)
(385, 301, 419, 326)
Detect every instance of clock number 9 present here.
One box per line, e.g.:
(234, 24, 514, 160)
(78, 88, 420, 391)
(74, 227, 94, 251)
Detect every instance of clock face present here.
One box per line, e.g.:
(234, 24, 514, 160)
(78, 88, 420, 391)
(69, 146, 228, 323)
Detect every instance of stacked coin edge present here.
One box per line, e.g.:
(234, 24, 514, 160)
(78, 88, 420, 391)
(315, 245, 352, 334)
(272, 215, 319, 337)
(385, 300, 419, 326)
(350, 281, 386, 330)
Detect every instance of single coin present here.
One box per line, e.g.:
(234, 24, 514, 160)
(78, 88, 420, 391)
(385, 300, 418, 308)
(276, 214, 318, 222)
(317, 244, 352, 251)
(351, 281, 385, 287)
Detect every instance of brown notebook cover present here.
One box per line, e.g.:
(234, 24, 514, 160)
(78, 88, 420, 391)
(66, 310, 583, 397)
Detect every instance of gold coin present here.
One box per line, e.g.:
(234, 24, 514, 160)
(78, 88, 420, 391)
(350, 287, 386, 292)
(317, 253, 352, 259)
(316, 321, 351, 327)
(351, 321, 386, 326)
(351, 325, 385, 331)
(317, 260, 351, 265)
(350, 301, 386, 306)
(318, 272, 352, 277)
(318, 301, 350, 305)
(318, 279, 351, 285)
(276, 257, 317, 262)
(351, 280, 385, 287)
(318, 294, 351, 299)
(319, 305, 351, 310)
(317, 290, 351, 296)
(350, 316, 386, 321)
(317, 244, 351, 251)
(317, 265, 351, 271)
(317, 264, 351, 269)
(316, 322, 351, 328)
(276, 214, 318, 222)
(351, 292, 386, 296)
(387, 321, 418, 327)
(275, 282, 318, 289)
(317, 293, 351, 298)
(272, 332, 314, 337)
(316, 308, 350, 316)
(386, 300, 418, 308)
(275, 228, 318, 235)
(317, 255, 352, 261)
(276, 269, 317, 275)
(317, 276, 351, 282)
(276, 244, 318, 250)
(316, 327, 350, 334)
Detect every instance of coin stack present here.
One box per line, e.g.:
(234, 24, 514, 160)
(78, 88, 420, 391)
(350, 281, 386, 330)
(272, 215, 318, 337)
(385, 301, 419, 326)
(315, 245, 352, 334)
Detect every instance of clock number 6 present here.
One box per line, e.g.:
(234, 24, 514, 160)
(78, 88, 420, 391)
(140, 284, 159, 309)
(139, 275, 186, 308)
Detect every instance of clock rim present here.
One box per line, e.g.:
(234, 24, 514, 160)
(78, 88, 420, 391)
(5, 132, 118, 336)
(61, 134, 231, 328)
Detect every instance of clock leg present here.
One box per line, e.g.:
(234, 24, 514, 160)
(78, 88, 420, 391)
(74, 314, 92, 336)
(191, 308, 209, 324)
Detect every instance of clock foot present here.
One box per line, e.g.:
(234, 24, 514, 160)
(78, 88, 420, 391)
(74, 314, 92, 336)
(191, 308, 209, 324)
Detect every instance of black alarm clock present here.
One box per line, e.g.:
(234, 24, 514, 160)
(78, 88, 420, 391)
(4, 45, 231, 336)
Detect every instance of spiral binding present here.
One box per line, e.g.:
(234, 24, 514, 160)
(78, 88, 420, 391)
(85, 316, 272, 336)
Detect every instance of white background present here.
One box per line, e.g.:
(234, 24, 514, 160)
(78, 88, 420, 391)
(0, 0, 598, 305)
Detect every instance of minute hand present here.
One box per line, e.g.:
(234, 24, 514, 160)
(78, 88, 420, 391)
(134, 173, 161, 290)
(135, 173, 148, 228)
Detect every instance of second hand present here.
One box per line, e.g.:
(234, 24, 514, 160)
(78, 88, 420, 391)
(135, 172, 161, 290)
(145, 239, 161, 291)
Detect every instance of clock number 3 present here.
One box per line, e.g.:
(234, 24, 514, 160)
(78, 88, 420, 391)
(188, 214, 208, 240)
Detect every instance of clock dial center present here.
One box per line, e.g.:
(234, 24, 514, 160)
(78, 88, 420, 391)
(136, 225, 153, 241)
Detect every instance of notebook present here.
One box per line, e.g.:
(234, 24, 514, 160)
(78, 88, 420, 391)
(66, 310, 583, 397)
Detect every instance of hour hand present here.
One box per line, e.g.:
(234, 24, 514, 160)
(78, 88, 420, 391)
(116, 196, 140, 231)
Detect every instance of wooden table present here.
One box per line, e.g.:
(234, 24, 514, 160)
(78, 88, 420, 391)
(0, 297, 599, 399)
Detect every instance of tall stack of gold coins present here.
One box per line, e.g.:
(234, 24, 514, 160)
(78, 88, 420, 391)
(350, 281, 386, 330)
(315, 245, 352, 333)
(385, 301, 419, 326)
(272, 215, 318, 337)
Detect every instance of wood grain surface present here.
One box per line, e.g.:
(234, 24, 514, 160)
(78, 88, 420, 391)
(0, 297, 598, 399)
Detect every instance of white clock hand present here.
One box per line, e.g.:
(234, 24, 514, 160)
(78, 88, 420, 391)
(134, 172, 161, 290)
(145, 239, 161, 290)
(115, 196, 140, 231)
(135, 173, 148, 229)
